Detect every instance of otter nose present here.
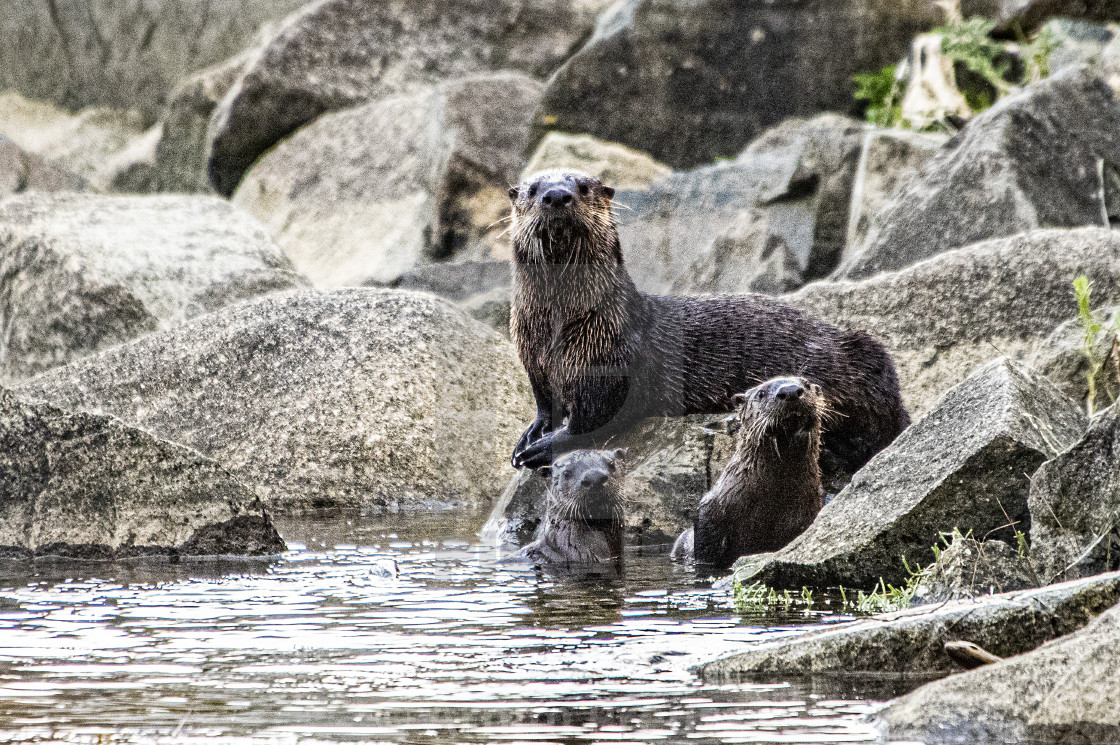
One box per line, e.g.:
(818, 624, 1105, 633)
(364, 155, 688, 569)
(539, 187, 574, 208)
(580, 469, 609, 489)
(774, 382, 805, 401)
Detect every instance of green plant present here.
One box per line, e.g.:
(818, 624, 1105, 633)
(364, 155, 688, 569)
(1074, 275, 1120, 414)
(732, 579, 814, 614)
(1020, 24, 1058, 83)
(853, 65, 903, 127)
(937, 17, 1014, 111)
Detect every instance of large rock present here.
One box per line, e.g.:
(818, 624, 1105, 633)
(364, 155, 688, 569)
(18, 290, 533, 513)
(794, 228, 1120, 415)
(0, 135, 86, 196)
(0, 0, 308, 120)
(0, 193, 308, 382)
(731, 359, 1086, 591)
(878, 597, 1120, 744)
(206, 0, 607, 195)
(491, 416, 735, 546)
(232, 73, 543, 287)
(521, 133, 672, 194)
(836, 68, 1120, 280)
(616, 115, 867, 295)
(1030, 404, 1120, 584)
(531, 0, 942, 170)
(702, 571, 1120, 679)
(0, 386, 284, 559)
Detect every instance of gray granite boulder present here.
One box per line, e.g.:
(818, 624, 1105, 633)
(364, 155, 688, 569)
(207, 0, 606, 195)
(0, 135, 86, 196)
(0, 193, 308, 382)
(878, 596, 1120, 744)
(731, 359, 1086, 591)
(793, 228, 1120, 416)
(530, 0, 941, 170)
(0, 386, 284, 559)
(232, 73, 542, 287)
(836, 68, 1120, 280)
(1030, 404, 1120, 584)
(19, 289, 533, 513)
(0, 0, 307, 120)
(520, 133, 672, 196)
(962, 0, 1120, 34)
(702, 571, 1120, 679)
(616, 115, 867, 295)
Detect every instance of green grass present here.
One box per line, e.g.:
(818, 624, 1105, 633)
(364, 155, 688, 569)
(1074, 275, 1120, 415)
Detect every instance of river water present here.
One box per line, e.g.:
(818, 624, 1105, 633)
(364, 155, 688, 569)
(0, 512, 914, 744)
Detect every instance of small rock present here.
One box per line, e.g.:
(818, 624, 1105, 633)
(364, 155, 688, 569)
(0, 386, 284, 559)
(837, 68, 1120, 279)
(0, 193, 308, 382)
(232, 73, 543, 287)
(0, 134, 86, 196)
(878, 595, 1120, 743)
(912, 535, 1038, 605)
(1030, 404, 1120, 584)
(701, 571, 1120, 679)
(19, 289, 534, 513)
(731, 359, 1085, 590)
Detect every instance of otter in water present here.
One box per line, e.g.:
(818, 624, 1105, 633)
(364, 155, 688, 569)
(519, 449, 626, 571)
(507, 169, 909, 477)
(672, 377, 825, 571)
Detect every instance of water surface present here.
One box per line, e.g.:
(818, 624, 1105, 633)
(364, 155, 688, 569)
(0, 512, 911, 744)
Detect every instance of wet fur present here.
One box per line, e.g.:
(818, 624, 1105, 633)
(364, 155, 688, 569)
(508, 170, 910, 476)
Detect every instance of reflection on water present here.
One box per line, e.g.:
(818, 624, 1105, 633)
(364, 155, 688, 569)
(0, 512, 908, 744)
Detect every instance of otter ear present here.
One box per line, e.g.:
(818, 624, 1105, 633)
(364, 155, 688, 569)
(611, 447, 628, 461)
(602, 185, 615, 200)
(508, 186, 519, 202)
(732, 392, 749, 407)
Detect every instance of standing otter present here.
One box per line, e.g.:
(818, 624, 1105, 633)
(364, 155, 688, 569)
(519, 449, 626, 571)
(507, 169, 909, 478)
(672, 377, 825, 571)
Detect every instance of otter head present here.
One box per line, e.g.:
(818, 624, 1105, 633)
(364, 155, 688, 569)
(548, 448, 627, 524)
(508, 170, 619, 266)
(733, 377, 824, 443)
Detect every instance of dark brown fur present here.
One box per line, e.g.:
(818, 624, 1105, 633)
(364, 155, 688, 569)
(519, 449, 626, 571)
(507, 169, 910, 478)
(672, 377, 825, 571)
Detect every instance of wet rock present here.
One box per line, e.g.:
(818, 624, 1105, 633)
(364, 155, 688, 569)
(19, 290, 533, 513)
(0, 386, 284, 559)
(794, 228, 1120, 415)
(843, 129, 947, 253)
(522, 133, 672, 192)
(0, 91, 149, 188)
(731, 359, 1086, 591)
(1029, 404, 1120, 584)
(702, 571, 1120, 679)
(0, 0, 308, 120)
(232, 73, 542, 287)
(877, 595, 1120, 744)
(207, 0, 607, 196)
(836, 68, 1120, 280)
(0, 135, 86, 196)
(962, 0, 1120, 34)
(495, 417, 735, 546)
(1029, 305, 1120, 413)
(618, 115, 867, 295)
(0, 193, 307, 382)
(531, 0, 942, 170)
(912, 535, 1038, 605)
(154, 52, 254, 193)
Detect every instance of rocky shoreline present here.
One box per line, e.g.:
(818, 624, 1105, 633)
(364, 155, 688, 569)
(4, 0, 1120, 739)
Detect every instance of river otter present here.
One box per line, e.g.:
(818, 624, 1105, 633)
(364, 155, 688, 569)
(519, 449, 626, 571)
(672, 377, 825, 571)
(507, 170, 909, 478)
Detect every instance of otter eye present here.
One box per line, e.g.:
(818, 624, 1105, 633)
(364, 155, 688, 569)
(757, 390, 766, 400)
(578, 183, 590, 196)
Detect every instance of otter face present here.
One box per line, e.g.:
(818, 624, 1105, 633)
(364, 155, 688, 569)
(548, 448, 626, 523)
(508, 170, 617, 264)
(734, 377, 824, 437)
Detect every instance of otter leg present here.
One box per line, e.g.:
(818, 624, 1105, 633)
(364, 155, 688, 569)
(515, 380, 633, 468)
(512, 381, 555, 465)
